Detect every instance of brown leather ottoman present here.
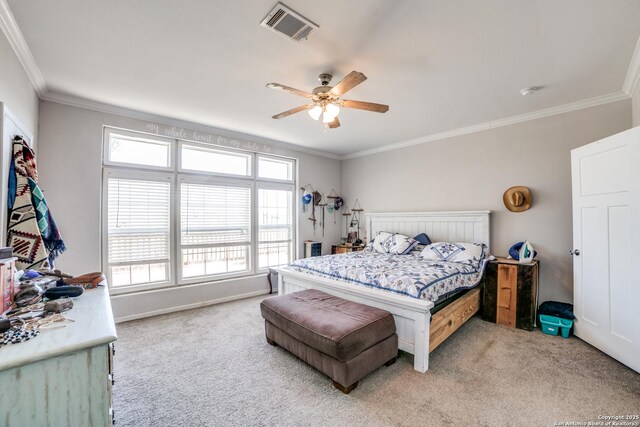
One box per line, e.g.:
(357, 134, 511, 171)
(260, 289, 398, 394)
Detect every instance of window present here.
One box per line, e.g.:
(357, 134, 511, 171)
(102, 127, 296, 292)
(106, 129, 172, 168)
(181, 143, 252, 176)
(180, 181, 252, 280)
(258, 156, 294, 181)
(258, 187, 293, 268)
(106, 175, 171, 287)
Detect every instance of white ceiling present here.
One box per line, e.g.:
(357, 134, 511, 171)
(6, 0, 640, 156)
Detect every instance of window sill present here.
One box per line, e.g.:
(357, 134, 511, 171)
(109, 271, 269, 296)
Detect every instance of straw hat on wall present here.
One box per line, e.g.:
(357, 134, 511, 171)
(503, 186, 532, 212)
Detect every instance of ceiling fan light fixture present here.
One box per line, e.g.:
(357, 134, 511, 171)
(267, 71, 389, 129)
(308, 105, 323, 120)
(325, 103, 340, 117)
(322, 110, 336, 123)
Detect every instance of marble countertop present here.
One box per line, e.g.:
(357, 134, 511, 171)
(0, 285, 117, 371)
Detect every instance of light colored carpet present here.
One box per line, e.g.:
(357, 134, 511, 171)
(113, 295, 639, 427)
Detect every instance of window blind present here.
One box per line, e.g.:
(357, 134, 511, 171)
(181, 183, 251, 245)
(108, 177, 171, 264)
(107, 177, 171, 287)
(180, 182, 252, 278)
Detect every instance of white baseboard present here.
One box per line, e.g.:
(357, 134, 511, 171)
(113, 289, 271, 323)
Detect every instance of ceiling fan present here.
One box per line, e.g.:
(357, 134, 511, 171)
(266, 71, 389, 129)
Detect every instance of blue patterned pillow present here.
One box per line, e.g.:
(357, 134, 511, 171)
(421, 242, 486, 267)
(371, 232, 417, 255)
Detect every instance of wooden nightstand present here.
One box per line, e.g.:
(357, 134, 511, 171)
(482, 257, 539, 331)
(331, 244, 365, 254)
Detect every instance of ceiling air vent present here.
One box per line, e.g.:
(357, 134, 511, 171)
(261, 3, 319, 42)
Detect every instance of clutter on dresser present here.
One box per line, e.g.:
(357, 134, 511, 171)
(1, 258, 16, 315)
(0, 247, 13, 260)
(0, 267, 106, 348)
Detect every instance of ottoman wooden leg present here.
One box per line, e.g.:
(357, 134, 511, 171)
(333, 380, 358, 394)
(384, 356, 397, 367)
(266, 337, 278, 347)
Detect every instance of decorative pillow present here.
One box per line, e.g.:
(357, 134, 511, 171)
(372, 232, 394, 253)
(414, 233, 432, 245)
(371, 232, 417, 255)
(399, 238, 419, 255)
(412, 243, 428, 253)
(420, 242, 486, 266)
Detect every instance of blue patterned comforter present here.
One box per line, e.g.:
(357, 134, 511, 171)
(288, 252, 487, 302)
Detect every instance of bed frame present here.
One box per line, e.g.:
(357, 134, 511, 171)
(278, 211, 491, 372)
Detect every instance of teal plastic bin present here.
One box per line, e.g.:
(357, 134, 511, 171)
(539, 314, 573, 338)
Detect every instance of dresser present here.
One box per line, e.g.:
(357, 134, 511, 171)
(0, 286, 117, 426)
(482, 257, 539, 331)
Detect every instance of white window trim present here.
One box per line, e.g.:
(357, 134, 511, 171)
(101, 127, 298, 294)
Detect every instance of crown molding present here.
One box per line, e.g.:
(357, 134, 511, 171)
(0, 0, 47, 97)
(623, 35, 640, 97)
(41, 91, 343, 160)
(341, 91, 630, 160)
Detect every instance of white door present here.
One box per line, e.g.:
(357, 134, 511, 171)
(571, 126, 640, 373)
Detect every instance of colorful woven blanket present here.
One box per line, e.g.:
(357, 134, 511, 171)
(7, 136, 65, 269)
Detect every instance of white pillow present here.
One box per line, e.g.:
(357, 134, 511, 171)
(372, 232, 394, 253)
(420, 242, 486, 265)
(390, 234, 418, 255)
(372, 232, 417, 255)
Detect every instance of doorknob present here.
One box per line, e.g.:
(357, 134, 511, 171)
(569, 249, 581, 256)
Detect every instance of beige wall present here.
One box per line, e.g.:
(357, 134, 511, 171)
(633, 83, 640, 127)
(36, 100, 342, 320)
(342, 99, 632, 304)
(0, 31, 39, 136)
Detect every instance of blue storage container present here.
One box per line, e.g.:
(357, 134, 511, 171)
(539, 314, 573, 338)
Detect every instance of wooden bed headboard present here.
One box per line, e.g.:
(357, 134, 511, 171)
(365, 211, 491, 252)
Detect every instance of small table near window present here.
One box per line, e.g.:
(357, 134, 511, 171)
(331, 244, 365, 254)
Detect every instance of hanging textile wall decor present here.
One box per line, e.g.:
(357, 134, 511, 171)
(7, 136, 66, 270)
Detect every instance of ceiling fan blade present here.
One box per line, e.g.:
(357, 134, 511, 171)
(328, 117, 341, 129)
(330, 71, 367, 96)
(266, 83, 313, 98)
(341, 99, 389, 113)
(272, 104, 314, 119)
